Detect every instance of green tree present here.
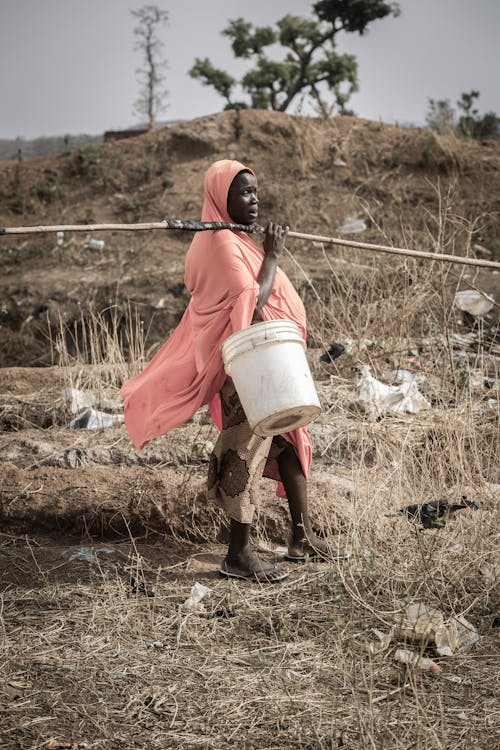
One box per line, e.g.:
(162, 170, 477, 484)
(426, 90, 500, 139)
(190, 1, 400, 116)
(132, 5, 169, 129)
(456, 90, 499, 138)
(456, 90, 480, 137)
(425, 98, 456, 134)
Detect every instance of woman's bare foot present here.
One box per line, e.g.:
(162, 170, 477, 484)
(220, 548, 288, 582)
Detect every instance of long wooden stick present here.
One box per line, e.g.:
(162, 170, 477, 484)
(1, 219, 499, 270)
(287, 230, 500, 269)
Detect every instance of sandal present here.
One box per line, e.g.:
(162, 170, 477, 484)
(284, 541, 351, 563)
(219, 560, 288, 583)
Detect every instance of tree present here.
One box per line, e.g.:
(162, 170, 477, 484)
(425, 98, 456, 134)
(426, 91, 500, 139)
(189, 1, 400, 116)
(456, 90, 499, 138)
(132, 5, 169, 129)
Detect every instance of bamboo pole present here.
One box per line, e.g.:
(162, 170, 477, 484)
(1, 219, 499, 270)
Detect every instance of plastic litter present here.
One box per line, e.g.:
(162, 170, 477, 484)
(84, 234, 105, 250)
(62, 387, 95, 414)
(385, 368, 426, 385)
(62, 546, 113, 563)
(394, 648, 441, 673)
(320, 342, 346, 362)
(69, 408, 124, 430)
(386, 496, 480, 529)
(181, 582, 212, 613)
(130, 576, 155, 597)
(367, 628, 393, 655)
(454, 290, 495, 317)
(394, 601, 480, 656)
(47, 741, 79, 750)
(100, 396, 123, 410)
(56, 231, 65, 247)
(339, 216, 366, 234)
(356, 365, 430, 420)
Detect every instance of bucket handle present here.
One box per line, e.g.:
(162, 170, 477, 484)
(224, 336, 306, 360)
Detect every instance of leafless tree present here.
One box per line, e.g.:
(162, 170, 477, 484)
(132, 5, 169, 129)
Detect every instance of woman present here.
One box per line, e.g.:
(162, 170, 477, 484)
(121, 159, 337, 583)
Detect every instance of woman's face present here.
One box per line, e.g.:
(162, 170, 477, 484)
(226, 171, 259, 225)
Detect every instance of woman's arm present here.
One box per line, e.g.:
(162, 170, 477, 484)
(255, 222, 289, 314)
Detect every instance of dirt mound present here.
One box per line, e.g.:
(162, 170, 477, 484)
(1, 109, 499, 367)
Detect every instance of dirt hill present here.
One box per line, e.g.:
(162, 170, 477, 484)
(1, 109, 499, 366)
(0, 111, 498, 750)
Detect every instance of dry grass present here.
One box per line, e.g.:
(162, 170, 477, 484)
(1, 187, 499, 749)
(1, 506, 498, 749)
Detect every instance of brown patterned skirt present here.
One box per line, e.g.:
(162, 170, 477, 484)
(207, 378, 288, 524)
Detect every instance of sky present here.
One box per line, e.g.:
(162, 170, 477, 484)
(0, 0, 499, 139)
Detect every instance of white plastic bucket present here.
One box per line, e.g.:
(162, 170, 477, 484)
(221, 320, 321, 437)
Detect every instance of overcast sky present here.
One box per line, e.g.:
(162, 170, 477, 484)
(1, 0, 498, 139)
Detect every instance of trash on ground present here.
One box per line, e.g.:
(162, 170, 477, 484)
(385, 368, 426, 385)
(100, 396, 123, 410)
(62, 546, 113, 563)
(454, 290, 495, 317)
(394, 601, 480, 656)
(339, 216, 366, 234)
(320, 342, 346, 362)
(56, 231, 65, 247)
(130, 576, 155, 597)
(84, 234, 105, 250)
(343, 338, 374, 354)
(356, 364, 430, 420)
(386, 496, 480, 529)
(62, 387, 95, 414)
(394, 648, 441, 673)
(146, 640, 171, 649)
(68, 407, 124, 430)
(472, 398, 497, 416)
(47, 740, 80, 750)
(367, 628, 393, 655)
(182, 582, 212, 613)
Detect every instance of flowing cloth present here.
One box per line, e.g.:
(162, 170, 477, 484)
(121, 159, 312, 496)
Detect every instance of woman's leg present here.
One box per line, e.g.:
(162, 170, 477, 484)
(209, 379, 287, 582)
(277, 442, 343, 557)
(224, 518, 287, 581)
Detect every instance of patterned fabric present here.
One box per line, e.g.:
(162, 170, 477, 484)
(162, 219, 264, 234)
(208, 378, 288, 524)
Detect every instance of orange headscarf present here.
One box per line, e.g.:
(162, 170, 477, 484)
(121, 159, 312, 495)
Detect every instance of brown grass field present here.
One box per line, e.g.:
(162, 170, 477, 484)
(0, 110, 498, 749)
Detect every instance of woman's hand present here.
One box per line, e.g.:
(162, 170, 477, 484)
(263, 222, 289, 259)
(255, 222, 288, 314)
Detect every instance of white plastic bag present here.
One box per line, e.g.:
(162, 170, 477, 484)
(356, 365, 430, 420)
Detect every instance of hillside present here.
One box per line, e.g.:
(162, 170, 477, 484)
(0, 111, 498, 750)
(1, 109, 499, 367)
